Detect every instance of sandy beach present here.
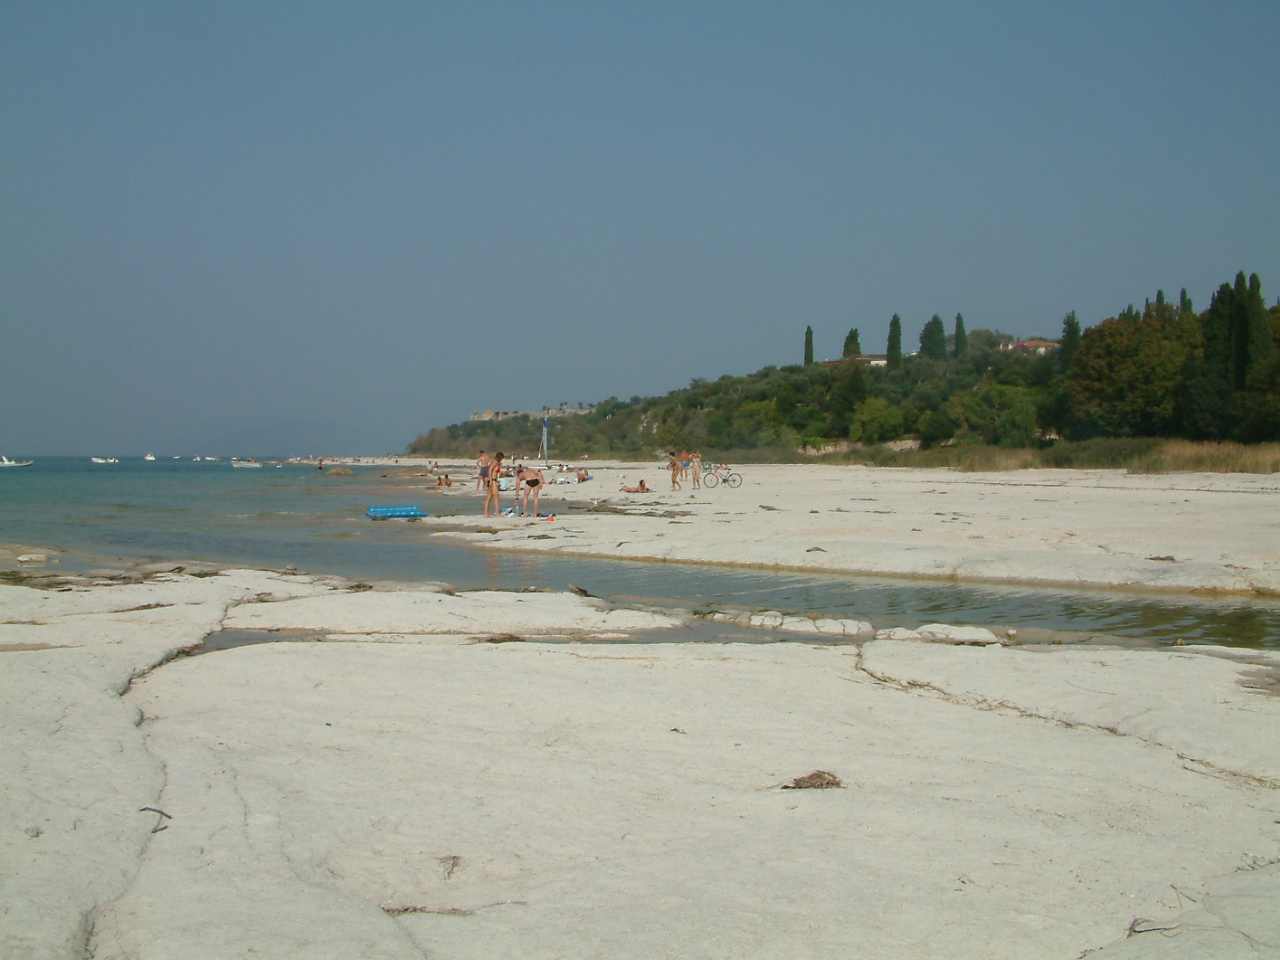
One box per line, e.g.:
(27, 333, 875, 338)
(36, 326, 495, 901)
(3, 552, 1279, 958)
(419, 462, 1280, 596)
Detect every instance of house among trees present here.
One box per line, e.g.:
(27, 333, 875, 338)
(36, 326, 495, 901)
(470, 402, 594, 422)
(999, 338, 1059, 355)
(821, 354, 889, 368)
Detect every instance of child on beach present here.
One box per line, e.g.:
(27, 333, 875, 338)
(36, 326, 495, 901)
(482, 453, 505, 517)
(475, 450, 490, 494)
(668, 452, 682, 491)
(691, 451, 702, 489)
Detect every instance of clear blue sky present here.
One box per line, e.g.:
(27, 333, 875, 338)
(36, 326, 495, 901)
(3, 1, 1277, 455)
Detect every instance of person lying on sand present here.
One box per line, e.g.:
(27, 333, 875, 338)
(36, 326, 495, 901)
(576, 468, 590, 483)
(620, 479, 651, 493)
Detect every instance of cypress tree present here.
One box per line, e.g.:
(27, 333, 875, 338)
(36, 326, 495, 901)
(1245, 273, 1274, 383)
(1155, 289, 1166, 307)
(887, 315, 902, 369)
(1184, 282, 1236, 437)
(1230, 272, 1251, 389)
(842, 327, 862, 358)
(1059, 311, 1081, 373)
(920, 314, 947, 360)
(953, 313, 967, 358)
(1179, 288, 1193, 316)
(804, 326, 814, 367)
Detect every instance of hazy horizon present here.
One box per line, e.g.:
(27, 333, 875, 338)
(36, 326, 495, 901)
(4, 3, 1278, 456)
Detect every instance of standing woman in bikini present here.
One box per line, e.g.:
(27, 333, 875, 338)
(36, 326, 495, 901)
(483, 452, 505, 517)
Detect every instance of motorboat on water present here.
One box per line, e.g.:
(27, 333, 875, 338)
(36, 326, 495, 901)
(144, 452, 157, 461)
(231, 458, 263, 469)
(90, 457, 120, 464)
(0, 455, 34, 468)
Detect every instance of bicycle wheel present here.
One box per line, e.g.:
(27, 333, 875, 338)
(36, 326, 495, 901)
(725, 472, 742, 488)
(703, 471, 719, 488)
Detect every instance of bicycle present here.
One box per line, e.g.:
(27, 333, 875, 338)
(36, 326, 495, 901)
(701, 463, 742, 488)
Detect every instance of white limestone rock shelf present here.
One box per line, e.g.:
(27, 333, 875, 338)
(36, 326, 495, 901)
(222, 589, 682, 635)
(0, 570, 336, 960)
(860, 639, 1280, 784)
(423, 464, 1280, 594)
(95, 635, 1280, 959)
(5, 572, 1280, 959)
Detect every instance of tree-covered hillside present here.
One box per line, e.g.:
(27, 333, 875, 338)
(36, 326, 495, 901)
(408, 272, 1280, 457)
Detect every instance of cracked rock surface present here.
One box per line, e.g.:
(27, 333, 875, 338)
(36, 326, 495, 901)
(4, 573, 1279, 959)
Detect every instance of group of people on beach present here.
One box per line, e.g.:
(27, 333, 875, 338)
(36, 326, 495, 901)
(473, 450, 546, 518)
(667, 450, 702, 491)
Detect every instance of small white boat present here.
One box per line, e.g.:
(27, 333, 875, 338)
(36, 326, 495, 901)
(144, 452, 157, 462)
(90, 457, 119, 464)
(0, 455, 33, 468)
(231, 458, 263, 469)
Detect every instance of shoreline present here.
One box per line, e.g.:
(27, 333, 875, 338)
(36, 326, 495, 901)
(411, 462, 1280, 596)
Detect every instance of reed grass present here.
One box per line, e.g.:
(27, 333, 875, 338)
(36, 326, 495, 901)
(823, 439, 1280, 474)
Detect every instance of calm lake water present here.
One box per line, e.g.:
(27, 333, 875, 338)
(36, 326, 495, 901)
(2, 457, 1277, 647)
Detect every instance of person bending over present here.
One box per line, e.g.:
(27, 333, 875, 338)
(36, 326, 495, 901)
(516, 464, 545, 517)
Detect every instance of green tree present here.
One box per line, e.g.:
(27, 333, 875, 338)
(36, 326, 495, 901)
(803, 326, 814, 367)
(1059, 311, 1081, 373)
(918, 407, 957, 446)
(920, 314, 947, 360)
(849, 397, 904, 444)
(1068, 300, 1199, 438)
(1179, 288, 1193, 315)
(887, 314, 903, 369)
(842, 327, 862, 358)
(953, 313, 967, 358)
(948, 383, 1038, 446)
(1182, 272, 1273, 438)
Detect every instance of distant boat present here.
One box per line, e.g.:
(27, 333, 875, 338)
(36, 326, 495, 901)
(144, 452, 157, 461)
(0, 455, 33, 468)
(231, 458, 263, 469)
(90, 457, 120, 464)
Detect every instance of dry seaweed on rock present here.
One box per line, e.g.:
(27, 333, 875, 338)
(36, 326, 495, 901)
(781, 770, 843, 790)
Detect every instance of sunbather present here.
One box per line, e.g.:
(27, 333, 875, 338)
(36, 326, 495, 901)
(620, 479, 651, 493)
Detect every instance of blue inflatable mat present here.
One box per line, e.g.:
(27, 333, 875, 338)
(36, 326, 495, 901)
(367, 505, 426, 520)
